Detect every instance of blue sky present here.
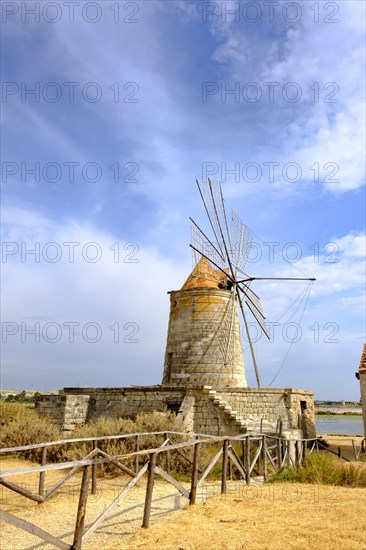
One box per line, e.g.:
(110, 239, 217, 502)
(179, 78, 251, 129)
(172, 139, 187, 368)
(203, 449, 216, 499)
(1, 0, 365, 400)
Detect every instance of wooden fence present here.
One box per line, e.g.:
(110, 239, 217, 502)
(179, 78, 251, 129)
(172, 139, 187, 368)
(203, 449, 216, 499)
(0, 431, 363, 549)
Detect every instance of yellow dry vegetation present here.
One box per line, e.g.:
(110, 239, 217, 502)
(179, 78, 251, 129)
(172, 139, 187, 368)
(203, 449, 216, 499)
(118, 482, 366, 550)
(1, 448, 366, 550)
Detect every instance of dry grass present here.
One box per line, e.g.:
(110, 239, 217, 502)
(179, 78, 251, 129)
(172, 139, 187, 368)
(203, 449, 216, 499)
(0, 402, 61, 461)
(1, 428, 366, 550)
(1, 455, 366, 550)
(120, 482, 366, 550)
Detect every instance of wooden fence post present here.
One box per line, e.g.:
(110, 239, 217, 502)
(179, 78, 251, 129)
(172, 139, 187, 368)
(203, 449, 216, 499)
(38, 446, 47, 501)
(91, 440, 97, 495)
(228, 440, 232, 481)
(279, 420, 283, 436)
(295, 440, 300, 468)
(142, 452, 157, 528)
(221, 440, 229, 494)
(72, 465, 90, 550)
(351, 440, 357, 461)
(189, 441, 201, 505)
(303, 441, 307, 462)
(245, 436, 251, 484)
(262, 436, 268, 480)
(277, 438, 282, 471)
(286, 440, 291, 467)
(164, 432, 171, 474)
(135, 435, 140, 474)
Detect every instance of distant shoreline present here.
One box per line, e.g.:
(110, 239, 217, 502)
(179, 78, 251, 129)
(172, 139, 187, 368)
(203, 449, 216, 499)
(315, 406, 362, 415)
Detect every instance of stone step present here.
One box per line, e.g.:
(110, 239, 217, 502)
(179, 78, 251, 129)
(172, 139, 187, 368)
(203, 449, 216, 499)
(204, 387, 249, 431)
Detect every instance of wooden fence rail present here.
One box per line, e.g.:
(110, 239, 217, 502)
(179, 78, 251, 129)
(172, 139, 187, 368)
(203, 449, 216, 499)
(1, 431, 364, 549)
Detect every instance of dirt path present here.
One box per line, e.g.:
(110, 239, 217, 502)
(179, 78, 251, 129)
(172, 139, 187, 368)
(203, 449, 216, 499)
(0, 457, 220, 550)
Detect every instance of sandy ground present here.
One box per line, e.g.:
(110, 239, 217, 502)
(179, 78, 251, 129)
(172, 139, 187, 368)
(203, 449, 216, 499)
(0, 457, 194, 550)
(1, 435, 365, 550)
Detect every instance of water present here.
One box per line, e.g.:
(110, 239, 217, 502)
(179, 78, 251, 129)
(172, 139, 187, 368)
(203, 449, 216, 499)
(316, 414, 364, 436)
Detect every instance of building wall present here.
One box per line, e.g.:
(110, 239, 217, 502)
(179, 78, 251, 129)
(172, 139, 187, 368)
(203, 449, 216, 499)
(193, 387, 315, 438)
(36, 394, 67, 427)
(36, 387, 186, 432)
(35, 386, 315, 437)
(216, 388, 289, 424)
(359, 373, 366, 437)
(163, 288, 246, 388)
(192, 391, 243, 436)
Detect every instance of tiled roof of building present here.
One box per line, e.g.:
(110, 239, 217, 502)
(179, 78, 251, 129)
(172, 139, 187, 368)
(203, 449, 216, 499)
(359, 343, 366, 373)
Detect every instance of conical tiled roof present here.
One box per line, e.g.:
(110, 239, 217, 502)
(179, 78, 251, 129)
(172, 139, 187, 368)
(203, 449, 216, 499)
(181, 257, 227, 290)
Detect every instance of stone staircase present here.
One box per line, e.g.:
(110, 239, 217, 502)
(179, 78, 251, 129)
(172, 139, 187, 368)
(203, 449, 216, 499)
(203, 386, 247, 432)
(203, 386, 277, 434)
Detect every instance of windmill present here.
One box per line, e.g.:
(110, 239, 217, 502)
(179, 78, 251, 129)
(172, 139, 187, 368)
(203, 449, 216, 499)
(190, 178, 316, 388)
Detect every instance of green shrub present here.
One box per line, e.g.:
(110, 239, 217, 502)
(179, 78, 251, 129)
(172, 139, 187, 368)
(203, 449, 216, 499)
(270, 451, 366, 488)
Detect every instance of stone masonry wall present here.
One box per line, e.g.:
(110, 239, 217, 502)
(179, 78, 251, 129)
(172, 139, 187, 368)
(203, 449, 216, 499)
(85, 388, 186, 424)
(35, 386, 315, 437)
(192, 391, 242, 436)
(215, 388, 315, 438)
(36, 394, 67, 428)
(36, 387, 187, 432)
(163, 288, 246, 388)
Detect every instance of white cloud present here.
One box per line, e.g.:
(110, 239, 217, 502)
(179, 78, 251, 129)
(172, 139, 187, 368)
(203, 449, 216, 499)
(207, 0, 365, 193)
(1, 206, 189, 389)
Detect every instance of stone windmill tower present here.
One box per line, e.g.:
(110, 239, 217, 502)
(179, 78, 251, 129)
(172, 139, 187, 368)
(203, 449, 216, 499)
(162, 257, 246, 388)
(163, 179, 315, 391)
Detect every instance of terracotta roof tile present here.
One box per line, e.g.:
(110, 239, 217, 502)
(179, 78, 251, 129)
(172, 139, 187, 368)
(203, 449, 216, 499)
(181, 257, 228, 290)
(359, 343, 366, 373)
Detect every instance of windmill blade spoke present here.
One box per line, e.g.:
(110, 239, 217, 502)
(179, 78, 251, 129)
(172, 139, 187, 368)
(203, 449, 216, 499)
(239, 284, 270, 339)
(237, 290, 261, 387)
(231, 208, 253, 274)
(240, 284, 264, 319)
(245, 300, 270, 339)
(190, 220, 230, 285)
(198, 179, 232, 265)
(190, 218, 226, 265)
(196, 180, 226, 259)
(219, 183, 232, 253)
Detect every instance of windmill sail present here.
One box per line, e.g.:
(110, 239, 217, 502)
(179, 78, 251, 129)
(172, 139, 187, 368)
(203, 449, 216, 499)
(191, 178, 315, 387)
(231, 208, 253, 277)
(190, 218, 226, 272)
(196, 179, 232, 262)
(239, 283, 269, 339)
